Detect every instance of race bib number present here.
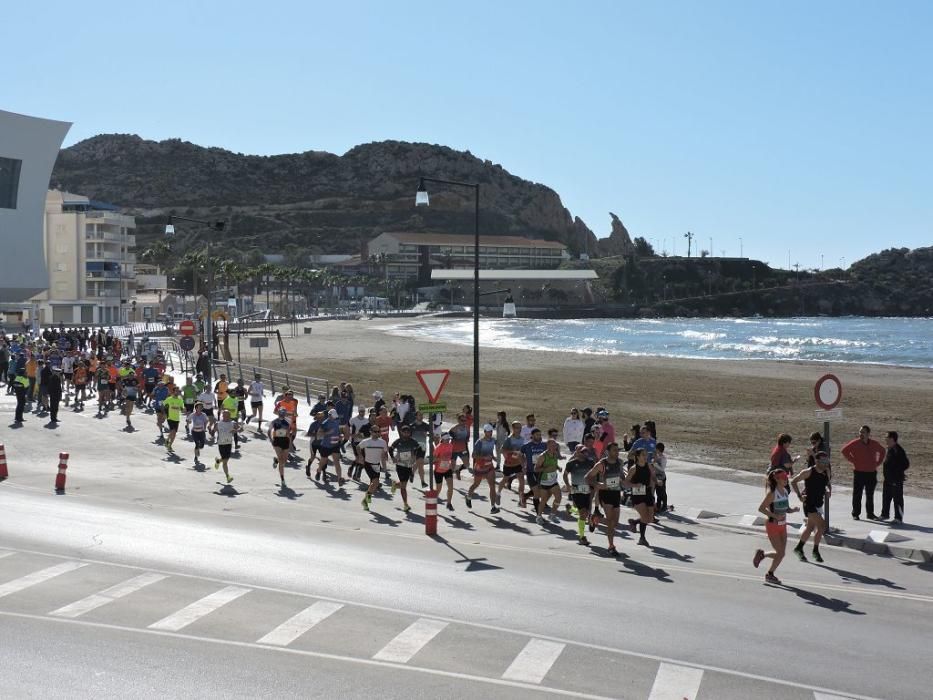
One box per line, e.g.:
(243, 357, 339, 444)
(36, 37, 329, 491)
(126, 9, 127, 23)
(541, 471, 559, 486)
(436, 459, 451, 473)
(605, 476, 620, 489)
(274, 428, 288, 438)
(397, 450, 413, 465)
(632, 485, 647, 496)
(572, 484, 591, 495)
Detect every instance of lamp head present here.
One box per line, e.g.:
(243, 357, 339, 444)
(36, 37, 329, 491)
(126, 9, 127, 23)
(415, 179, 429, 207)
(165, 224, 175, 236)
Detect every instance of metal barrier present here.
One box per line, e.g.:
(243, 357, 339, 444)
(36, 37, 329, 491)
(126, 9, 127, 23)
(154, 336, 331, 405)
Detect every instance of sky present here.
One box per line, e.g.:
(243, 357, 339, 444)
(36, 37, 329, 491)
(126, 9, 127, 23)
(3, 0, 931, 269)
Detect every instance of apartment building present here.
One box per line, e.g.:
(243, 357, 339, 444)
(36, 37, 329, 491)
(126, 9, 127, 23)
(364, 232, 567, 280)
(35, 189, 137, 325)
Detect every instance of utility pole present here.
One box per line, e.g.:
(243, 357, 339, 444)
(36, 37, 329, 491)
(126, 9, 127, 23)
(684, 231, 694, 258)
(739, 237, 743, 257)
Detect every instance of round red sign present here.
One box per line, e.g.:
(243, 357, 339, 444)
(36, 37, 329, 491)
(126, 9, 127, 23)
(178, 320, 196, 336)
(814, 373, 842, 410)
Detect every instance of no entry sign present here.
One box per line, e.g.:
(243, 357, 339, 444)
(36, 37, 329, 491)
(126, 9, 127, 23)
(178, 319, 196, 336)
(814, 373, 842, 410)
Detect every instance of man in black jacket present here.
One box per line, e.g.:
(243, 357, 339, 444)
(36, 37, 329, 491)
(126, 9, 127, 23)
(881, 431, 909, 523)
(47, 367, 64, 423)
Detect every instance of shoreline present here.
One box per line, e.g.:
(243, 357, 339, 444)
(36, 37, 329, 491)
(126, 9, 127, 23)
(237, 318, 933, 497)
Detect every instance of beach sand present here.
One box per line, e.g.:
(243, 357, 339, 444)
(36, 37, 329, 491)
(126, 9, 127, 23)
(230, 317, 933, 498)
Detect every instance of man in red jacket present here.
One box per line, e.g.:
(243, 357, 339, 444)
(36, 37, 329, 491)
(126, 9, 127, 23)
(840, 425, 885, 521)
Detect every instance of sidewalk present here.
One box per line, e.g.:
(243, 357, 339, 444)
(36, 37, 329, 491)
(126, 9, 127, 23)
(664, 458, 933, 562)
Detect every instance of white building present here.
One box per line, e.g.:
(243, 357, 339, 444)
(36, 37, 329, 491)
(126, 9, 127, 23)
(0, 109, 71, 307)
(365, 232, 567, 280)
(32, 190, 137, 325)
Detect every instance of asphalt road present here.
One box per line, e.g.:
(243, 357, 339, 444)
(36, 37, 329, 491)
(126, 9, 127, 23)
(1, 395, 931, 699)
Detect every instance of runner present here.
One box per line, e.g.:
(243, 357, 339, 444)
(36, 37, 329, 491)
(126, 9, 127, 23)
(275, 389, 299, 451)
(246, 374, 265, 426)
(189, 402, 209, 464)
(267, 407, 291, 488)
(433, 433, 456, 510)
(122, 367, 139, 430)
(753, 468, 799, 584)
(95, 361, 111, 415)
(448, 413, 471, 479)
(72, 360, 88, 410)
(654, 442, 670, 513)
(306, 410, 326, 478)
(196, 384, 217, 439)
(214, 409, 240, 483)
(221, 390, 240, 450)
(388, 424, 424, 513)
(586, 442, 625, 556)
(151, 379, 169, 437)
(497, 421, 526, 506)
(625, 448, 656, 547)
(465, 424, 500, 514)
(314, 408, 346, 485)
(520, 428, 547, 510)
(534, 438, 563, 524)
(163, 385, 185, 453)
(409, 410, 431, 487)
(142, 361, 160, 407)
(563, 445, 595, 545)
(358, 425, 388, 511)
(791, 452, 831, 562)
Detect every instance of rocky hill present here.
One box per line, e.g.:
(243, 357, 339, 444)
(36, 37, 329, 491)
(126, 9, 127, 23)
(52, 135, 632, 257)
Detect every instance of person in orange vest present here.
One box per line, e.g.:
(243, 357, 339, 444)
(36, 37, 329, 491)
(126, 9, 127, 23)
(433, 433, 456, 510)
(466, 424, 500, 514)
(274, 388, 299, 451)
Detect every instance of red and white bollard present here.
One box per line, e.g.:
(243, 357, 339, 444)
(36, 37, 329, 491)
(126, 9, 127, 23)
(54, 452, 69, 493)
(0, 443, 7, 481)
(424, 489, 438, 536)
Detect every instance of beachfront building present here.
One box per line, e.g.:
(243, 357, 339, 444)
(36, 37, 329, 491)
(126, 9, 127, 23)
(364, 232, 567, 282)
(0, 110, 72, 328)
(32, 189, 137, 325)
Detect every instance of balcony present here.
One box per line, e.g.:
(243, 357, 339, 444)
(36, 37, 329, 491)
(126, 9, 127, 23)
(86, 271, 122, 280)
(86, 250, 124, 262)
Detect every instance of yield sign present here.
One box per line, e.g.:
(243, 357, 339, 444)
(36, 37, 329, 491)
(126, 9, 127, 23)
(415, 369, 450, 404)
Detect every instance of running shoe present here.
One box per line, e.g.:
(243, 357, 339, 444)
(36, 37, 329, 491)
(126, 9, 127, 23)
(362, 496, 369, 511)
(535, 515, 544, 525)
(465, 496, 472, 509)
(637, 537, 649, 547)
(628, 518, 638, 533)
(589, 513, 600, 533)
(765, 572, 781, 584)
(391, 481, 399, 495)
(578, 536, 590, 546)
(753, 549, 765, 568)
(446, 502, 454, 511)
(794, 547, 807, 562)
(607, 546, 618, 556)
(403, 504, 411, 513)
(490, 506, 500, 515)
(280, 479, 286, 488)
(812, 549, 824, 563)
(214, 458, 220, 470)
(565, 503, 573, 515)
(549, 513, 560, 523)
(226, 475, 234, 483)
(272, 458, 277, 469)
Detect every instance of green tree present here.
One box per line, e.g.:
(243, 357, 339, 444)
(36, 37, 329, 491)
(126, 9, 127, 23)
(633, 237, 656, 257)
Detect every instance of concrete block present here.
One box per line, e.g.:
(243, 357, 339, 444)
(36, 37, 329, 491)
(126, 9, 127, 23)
(867, 529, 912, 544)
(738, 514, 766, 527)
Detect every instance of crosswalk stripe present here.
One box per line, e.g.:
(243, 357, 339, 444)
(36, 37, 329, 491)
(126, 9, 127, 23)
(501, 638, 565, 684)
(0, 561, 87, 599)
(256, 601, 343, 646)
(50, 572, 167, 618)
(814, 693, 857, 700)
(148, 585, 250, 631)
(648, 662, 704, 700)
(372, 618, 449, 664)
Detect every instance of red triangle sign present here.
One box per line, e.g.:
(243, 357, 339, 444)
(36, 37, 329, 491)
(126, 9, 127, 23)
(415, 369, 450, 404)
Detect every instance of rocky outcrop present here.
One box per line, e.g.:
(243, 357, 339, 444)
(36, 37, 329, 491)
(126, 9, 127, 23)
(52, 136, 606, 255)
(596, 213, 635, 257)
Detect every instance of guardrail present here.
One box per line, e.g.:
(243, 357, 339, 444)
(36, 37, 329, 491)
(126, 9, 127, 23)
(154, 336, 332, 405)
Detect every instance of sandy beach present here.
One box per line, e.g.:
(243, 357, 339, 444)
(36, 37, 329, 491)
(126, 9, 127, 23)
(231, 317, 933, 497)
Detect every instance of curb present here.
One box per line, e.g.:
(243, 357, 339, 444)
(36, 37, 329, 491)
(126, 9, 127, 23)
(670, 513, 933, 563)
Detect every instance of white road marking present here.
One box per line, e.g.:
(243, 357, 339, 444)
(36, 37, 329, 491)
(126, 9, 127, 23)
(814, 693, 857, 700)
(50, 572, 166, 618)
(648, 662, 704, 700)
(148, 585, 249, 631)
(502, 638, 566, 684)
(0, 561, 87, 599)
(372, 618, 448, 663)
(0, 551, 14, 560)
(257, 601, 343, 646)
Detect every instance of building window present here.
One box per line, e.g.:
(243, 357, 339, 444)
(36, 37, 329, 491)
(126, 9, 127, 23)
(0, 157, 22, 209)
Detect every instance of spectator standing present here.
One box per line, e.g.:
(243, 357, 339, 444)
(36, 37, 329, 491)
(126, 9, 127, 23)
(880, 431, 909, 523)
(840, 425, 885, 520)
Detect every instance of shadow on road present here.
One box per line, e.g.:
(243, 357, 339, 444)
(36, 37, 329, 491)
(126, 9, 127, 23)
(439, 514, 475, 531)
(652, 522, 698, 540)
(650, 546, 694, 563)
(618, 555, 673, 582)
(771, 583, 865, 615)
(276, 485, 304, 500)
(474, 513, 532, 535)
(430, 535, 503, 572)
(213, 484, 247, 498)
(368, 511, 401, 528)
(813, 563, 905, 589)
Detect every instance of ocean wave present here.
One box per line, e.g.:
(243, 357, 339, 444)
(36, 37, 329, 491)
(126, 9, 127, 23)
(748, 335, 872, 348)
(679, 330, 727, 340)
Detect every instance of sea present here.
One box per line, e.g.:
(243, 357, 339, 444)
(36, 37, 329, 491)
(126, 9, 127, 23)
(391, 317, 933, 369)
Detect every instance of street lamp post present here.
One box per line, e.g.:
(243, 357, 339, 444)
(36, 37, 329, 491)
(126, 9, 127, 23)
(416, 177, 482, 445)
(166, 216, 226, 383)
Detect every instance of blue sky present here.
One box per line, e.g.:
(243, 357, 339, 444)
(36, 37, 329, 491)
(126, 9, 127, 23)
(4, 0, 931, 269)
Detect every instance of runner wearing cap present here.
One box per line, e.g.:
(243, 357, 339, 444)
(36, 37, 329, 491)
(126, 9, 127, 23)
(268, 407, 292, 488)
(214, 409, 240, 483)
(564, 444, 595, 545)
(534, 439, 563, 524)
(358, 426, 388, 511)
(189, 402, 209, 464)
(587, 442, 625, 556)
(313, 408, 346, 485)
(275, 388, 299, 451)
(434, 433, 456, 510)
(163, 385, 185, 453)
(121, 365, 139, 430)
(497, 421, 526, 507)
(624, 448, 656, 547)
(465, 424, 500, 514)
(753, 468, 799, 583)
(389, 424, 424, 513)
